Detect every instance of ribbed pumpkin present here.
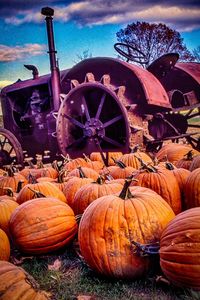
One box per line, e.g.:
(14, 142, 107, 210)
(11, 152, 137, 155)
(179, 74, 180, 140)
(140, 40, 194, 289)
(103, 160, 136, 179)
(119, 151, 152, 169)
(72, 176, 122, 214)
(78, 181, 175, 279)
(160, 207, 200, 290)
(156, 143, 199, 163)
(9, 197, 78, 254)
(16, 181, 66, 204)
(189, 155, 200, 171)
(90, 152, 123, 166)
(183, 168, 200, 209)
(175, 150, 194, 170)
(0, 168, 27, 196)
(63, 175, 93, 208)
(63, 156, 87, 172)
(131, 165, 182, 214)
(0, 198, 19, 235)
(0, 261, 50, 299)
(0, 229, 10, 261)
(67, 166, 99, 181)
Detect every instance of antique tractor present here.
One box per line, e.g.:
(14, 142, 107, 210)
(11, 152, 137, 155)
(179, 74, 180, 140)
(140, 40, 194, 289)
(0, 7, 199, 167)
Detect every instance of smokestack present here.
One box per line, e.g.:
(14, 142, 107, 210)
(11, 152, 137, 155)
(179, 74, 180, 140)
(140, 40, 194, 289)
(41, 7, 61, 111)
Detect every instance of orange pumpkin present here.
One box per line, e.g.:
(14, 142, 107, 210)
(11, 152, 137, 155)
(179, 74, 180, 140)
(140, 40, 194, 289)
(0, 229, 10, 261)
(0, 198, 19, 235)
(0, 168, 27, 196)
(189, 155, 200, 171)
(119, 150, 152, 169)
(90, 152, 123, 166)
(183, 168, 200, 209)
(78, 181, 175, 279)
(160, 207, 200, 290)
(175, 150, 194, 170)
(67, 166, 99, 181)
(0, 261, 50, 299)
(10, 197, 78, 254)
(16, 181, 66, 204)
(131, 165, 182, 214)
(102, 160, 136, 179)
(72, 176, 122, 214)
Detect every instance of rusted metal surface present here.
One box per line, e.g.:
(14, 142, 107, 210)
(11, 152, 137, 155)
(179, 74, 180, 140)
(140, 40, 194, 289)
(176, 62, 200, 85)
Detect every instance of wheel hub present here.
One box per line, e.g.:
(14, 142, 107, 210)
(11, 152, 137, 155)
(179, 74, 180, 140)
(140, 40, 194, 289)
(84, 118, 105, 138)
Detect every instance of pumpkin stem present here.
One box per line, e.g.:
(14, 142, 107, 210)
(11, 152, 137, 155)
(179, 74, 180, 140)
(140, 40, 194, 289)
(136, 156, 157, 173)
(16, 180, 24, 193)
(83, 153, 91, 162)
(36, 157, 44, 169)
(78, 166, 87, 178)
(96, 175, 106, 185)
(119, 178, 133, 199)
(112, 157, 127, 169)
(57, 169, 66, 183)
(4, 187, 14, 197)
(28, 173, 37, 184)
(130, 144, 139, 153)
(75, 214, 83, 224)
(28, 187, 46, 198)
(131, 240, 160, 256)
(165, 161, 176, 170)
(184, 150, 193, 160)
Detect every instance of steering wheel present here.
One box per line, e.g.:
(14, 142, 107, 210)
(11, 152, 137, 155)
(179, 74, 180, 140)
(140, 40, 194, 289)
(114, 43, 149, 65)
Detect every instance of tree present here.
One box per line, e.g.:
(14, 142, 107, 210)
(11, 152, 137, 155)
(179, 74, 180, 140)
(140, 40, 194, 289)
(192, 46, 200, 62)
(116, 22, 196, 67)
(74, 49, 92, 64)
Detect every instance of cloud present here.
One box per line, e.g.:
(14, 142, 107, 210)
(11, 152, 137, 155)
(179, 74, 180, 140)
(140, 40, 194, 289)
(1, 0, 200, 32)
(0, 44, 46, 62)
(0, 80, 13, 89)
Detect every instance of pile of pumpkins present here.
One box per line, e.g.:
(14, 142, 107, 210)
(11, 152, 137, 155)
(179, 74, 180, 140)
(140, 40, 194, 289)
(0, 143, 200, 299)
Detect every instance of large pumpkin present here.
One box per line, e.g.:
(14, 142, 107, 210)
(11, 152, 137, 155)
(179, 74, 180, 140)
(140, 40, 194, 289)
(0, 198, 19, 235)
(0, 261, 50, 299)
(9, 197, 78, 254)
(78, 181, 175, 279)
(16, 181, 67, 204)
(0, 229, 10, 261)
(160, 207, 200, 290)
(119, 152, 152, 169)
(183, 168, 200, 209)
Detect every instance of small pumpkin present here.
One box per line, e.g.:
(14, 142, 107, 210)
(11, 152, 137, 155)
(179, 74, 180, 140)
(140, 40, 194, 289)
(78, 180, 175, 279)
(67, 166, 99, 181)
(175, 150, 194, 170)
(189, 155, 200, 171)
(0, 261, 50, 299)
(10, 197, 78, 254)
(0, 229, 10, 261)
(160, 207, 200, 290)
(119, 147, 152, 169)
(90, 152, 123, 166)
(0, 167, 27, 196)
(72, 176, 122, 214)
(16, 180, 67, 204)
(102, 159, 136, 179)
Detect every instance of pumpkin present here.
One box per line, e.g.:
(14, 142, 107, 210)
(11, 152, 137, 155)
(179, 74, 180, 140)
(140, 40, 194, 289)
(67, 166, 99, 181)
(63, 175, 93, 208)
(9, 197, 78, 254)
(189, 155, 200, 171)
(0, 198, 19, 235)
(175, 150, 194, 170)
(102, 160, 136, 179)
(72, 176, 122, 214)
(119, 148, 152, 169)
(16, 181, 66, 204)
(20, 165, 58, 180)
(183, 168, 200, 209)
(78, 180, 175, 279)
(63, 155, 87, 172)
(90, 152, 123, 166)
(131, 165, 182, 214)
(0, 229, 10, 261)
(160, 207, 200, 290)
(0, 167, 27, 196)
(0, 261, 50, 299)
(156, 143, 199, 164)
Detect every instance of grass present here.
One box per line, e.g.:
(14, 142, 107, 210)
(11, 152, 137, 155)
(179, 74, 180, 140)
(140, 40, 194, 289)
(11, 245, 199, 300)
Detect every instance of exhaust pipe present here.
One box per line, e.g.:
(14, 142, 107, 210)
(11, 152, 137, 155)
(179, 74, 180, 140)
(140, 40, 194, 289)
(41, 7, 61, 111)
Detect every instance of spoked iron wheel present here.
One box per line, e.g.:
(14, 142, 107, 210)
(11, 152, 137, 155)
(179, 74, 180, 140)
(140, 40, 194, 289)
(0, 128, 24, 167)
(56, 82, 130, 160)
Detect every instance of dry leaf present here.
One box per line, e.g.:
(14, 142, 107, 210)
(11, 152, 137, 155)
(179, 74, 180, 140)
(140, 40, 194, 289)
(48, 258, 62, 271)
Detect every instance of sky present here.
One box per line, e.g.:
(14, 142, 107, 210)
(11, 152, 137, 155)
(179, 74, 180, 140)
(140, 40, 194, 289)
(0, 0, 200, 89)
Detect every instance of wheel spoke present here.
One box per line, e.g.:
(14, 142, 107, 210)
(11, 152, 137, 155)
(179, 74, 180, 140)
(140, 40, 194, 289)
(66, 136, 86, 150)
(63, 114, 85, 129)
(0, 137, 7, 149)
(95, 93, 106, 119)
(8, 146, 14, 155)
(102, 136, 123, 148)
(93, 138, 107, 166)
(82, 96, 91, 121)
(186, 136, 198, 148)
(103, 115, 123, 128)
